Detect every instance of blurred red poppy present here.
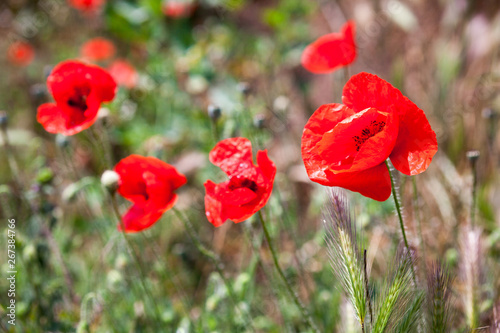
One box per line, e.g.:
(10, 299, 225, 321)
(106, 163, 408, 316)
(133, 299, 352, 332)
(162, 0, 196, 18)
(68, 0, 104, 13)
(7, 41, 35, 66)
(108, 60, 138, 89)
(204, 137, 276, 227)
(81, 38, 116, 61)
(36, 60, 117, 135)
(301, 72, 437, 201)
(301, 21, 356, 74)
(114, 155, 187, 233)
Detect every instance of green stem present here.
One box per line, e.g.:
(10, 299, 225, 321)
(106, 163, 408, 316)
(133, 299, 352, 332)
(257, 211, 320, 333)
(385, 161, 416, 283)
(110, 194, 163, 326)
(172, 208, 255, 332)
(385, 161, 410, 251)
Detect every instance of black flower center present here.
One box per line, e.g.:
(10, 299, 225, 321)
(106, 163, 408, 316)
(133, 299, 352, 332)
(352, 120, 386, 151)
(228, 176, 259, 193)
(67, 86, 91, 112)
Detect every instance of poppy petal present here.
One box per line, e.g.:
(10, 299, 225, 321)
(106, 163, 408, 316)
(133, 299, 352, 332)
(256, 150, 277, 180)
(323, 163, 392, 201)
(301, 21, 356, 74)
(36, 104, 67, 134)
(302, 103, 355, 183)
(209, 137, 253, 176)
(342, 72, 437, 175)
(316, 107, 399, 173)
(204, 180, 226, 227)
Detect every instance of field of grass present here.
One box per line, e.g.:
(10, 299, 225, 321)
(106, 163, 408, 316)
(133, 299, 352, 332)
(1, 0, 500, 332)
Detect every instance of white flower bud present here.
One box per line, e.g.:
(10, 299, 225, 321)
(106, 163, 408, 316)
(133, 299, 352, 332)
(101, 170, 120, 193)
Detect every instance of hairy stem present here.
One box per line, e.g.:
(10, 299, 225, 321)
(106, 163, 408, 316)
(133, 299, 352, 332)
(257, 211, 320, 333)
(110, 194, 163, 326)
(172, 208, 255, 332)
(385, 161, 416, 283)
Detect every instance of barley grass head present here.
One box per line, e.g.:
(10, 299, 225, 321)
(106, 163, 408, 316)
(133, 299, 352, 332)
(323, 188, 367, 328)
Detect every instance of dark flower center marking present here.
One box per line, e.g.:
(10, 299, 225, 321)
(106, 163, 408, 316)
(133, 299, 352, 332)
(352, 120, 386, 151)
(228, 176, 259, 193)
(67, 86, 91, 112)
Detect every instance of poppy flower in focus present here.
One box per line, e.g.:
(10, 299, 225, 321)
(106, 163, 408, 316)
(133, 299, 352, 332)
(81, 38, 116, 61)
(204, 137, 276, 227)
(36, 60, 117, 135)
(68, 0, 104, 13)
(162, 0, 196, 18)
(301, 21, 356, 74)
(108, 60, 138, 89)
(301, 72, 437, 201)
(7, 41, 35, 66)
(114, 155, 187, 233)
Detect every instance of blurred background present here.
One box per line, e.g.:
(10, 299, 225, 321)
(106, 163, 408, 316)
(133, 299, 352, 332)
(1, 0, 500, 331)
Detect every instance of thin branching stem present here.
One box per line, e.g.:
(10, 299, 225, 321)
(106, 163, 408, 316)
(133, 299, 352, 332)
(110, 194, 163, 327)
(257, 211, 320, 333)
(172, 208, 255, 332)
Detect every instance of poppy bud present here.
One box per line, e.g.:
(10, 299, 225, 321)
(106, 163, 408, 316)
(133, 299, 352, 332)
(236, 82, 251, 96)
(0, 111, 8, 129)
(36, 167, 54, 185)
(101, 170, 120, 194)
(273, 95, 290, 112)
(55, 134, 70, 148)
(253, 114, 265, 129)
(23, 244, 37, 263)
(29, 83, 47, 102)
(107, 269, 125, 292)
(466, 150, 480, 163)
(208, 104, 221, 121)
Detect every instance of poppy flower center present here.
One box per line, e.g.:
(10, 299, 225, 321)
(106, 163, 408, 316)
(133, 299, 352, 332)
(352, 120, 386, 151)
(67, 86, 91, 112)
(228, 176, 259, 193)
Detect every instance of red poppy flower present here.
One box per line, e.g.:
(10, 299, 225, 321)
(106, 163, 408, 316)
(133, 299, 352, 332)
(108, 60, 138, 89)
(68, 0, 104, 13)
(162, 0, 196, 18)
(36, 60, 117, 135)
(7, 41, 35, 66)
(81, 38, 116, 61)
(301, 21, 356, 74)
(301, 72, 437, 201)
(114, 155, 187, 233)
(204, 137, 276, 227)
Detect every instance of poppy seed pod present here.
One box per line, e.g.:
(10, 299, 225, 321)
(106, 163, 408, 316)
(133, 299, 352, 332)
(101, 170, 120, 194)
(208, 104, 222, 121)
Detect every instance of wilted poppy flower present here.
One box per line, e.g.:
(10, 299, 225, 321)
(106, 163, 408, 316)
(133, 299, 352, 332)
(108, 60, 138, 89)
(162, 0, 196, 18)
(301, 21, 356, 74)
(36, 60, 117, 135)
(114, 155, 187, 233)
(68, 0, 104, 13)
(81, 38, 116, 61)
(7, 41, 35, 66)
(204, 137, 276, 227)
(301, 72, 437, 201)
